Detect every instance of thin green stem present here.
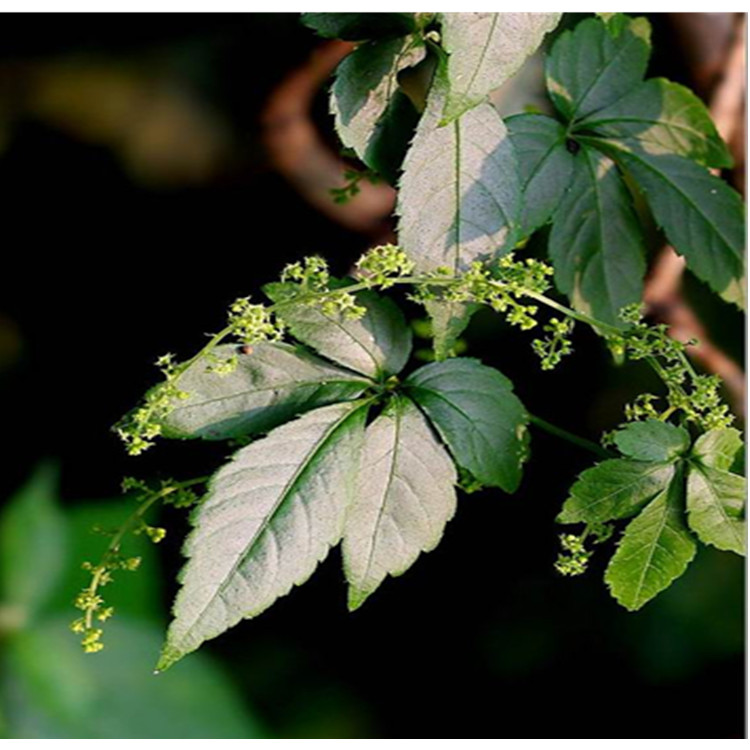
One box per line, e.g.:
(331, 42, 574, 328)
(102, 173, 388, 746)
(528, 414, 612, 459)
(83, 476, 209, 631)
(522, 290, 622, 336)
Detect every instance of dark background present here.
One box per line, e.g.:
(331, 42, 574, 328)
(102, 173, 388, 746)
(0, 13, 744, 739)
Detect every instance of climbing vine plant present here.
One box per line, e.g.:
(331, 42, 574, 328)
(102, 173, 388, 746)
(71, 12, 746, 670)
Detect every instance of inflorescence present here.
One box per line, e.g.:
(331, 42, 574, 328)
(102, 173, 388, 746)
(113, 247, 734, 459)
(71, 477, 203, 652)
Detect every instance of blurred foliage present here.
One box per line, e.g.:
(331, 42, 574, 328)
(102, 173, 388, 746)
(0, 466, 265, 739)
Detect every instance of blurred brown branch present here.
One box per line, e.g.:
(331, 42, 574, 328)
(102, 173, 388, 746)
(260, 40, 396, 239)
(644, 13, 746, 417)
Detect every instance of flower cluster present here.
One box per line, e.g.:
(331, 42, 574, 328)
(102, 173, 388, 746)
(227, 297, 285, 345)
(532, 317, 575, 370)
(554, 533, 590, 576)
(278, 256, 368, 320)
(71, 477, 204, 653)
(610, 305, 733, 430)
(115, 377, 189, 456)
(280, 255, 330, 291)
(71, 554, 142, 652)
(356, 244, 415, 288)
(554, 524, 613, 577)
(423, 256, 554, 331)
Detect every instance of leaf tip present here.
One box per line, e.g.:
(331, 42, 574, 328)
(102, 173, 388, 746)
(347, 587, 370, 612)
(155, 643, 183, 674)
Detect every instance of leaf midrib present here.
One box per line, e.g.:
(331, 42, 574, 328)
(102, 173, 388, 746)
(170, 377, 368, 414)
(690, 464, 745, 548)
(359, 401, 404, 584)
(182, 401, 369, 642)
(589, 139, 742, 261)
(566, 460, 673, 520)
(567, 28, 642, 121)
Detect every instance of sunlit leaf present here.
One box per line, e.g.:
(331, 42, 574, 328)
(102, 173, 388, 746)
(158, 401, 369, 671)
(343, 396, 456, 610)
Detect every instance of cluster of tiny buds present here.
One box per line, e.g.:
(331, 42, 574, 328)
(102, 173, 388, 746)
(609, 303, 733, 430)
(555, 524, 613, 577)
(554, 533, 590, 576)
(532, 317, 575, 370)
(355, 244, 415, 288)
(421, 256, 554, 332)
(116, 376, 189, 456)
(280, 255, 367, 319)
(281, 255, 330, 291)
(228, 297, 285, 345)
(71, 555, 142, 652)
(72, 477, 202, 653)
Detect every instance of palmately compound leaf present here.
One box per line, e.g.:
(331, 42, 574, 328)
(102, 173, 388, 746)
(331, 36, 425, 181)
(157, 401, 369, 671)
(548, 146, 646, 327)
(578, 78, 733, 169)
(265, 283, 412, 379)
(686, 462, 746, 556)
(405, 358, 528, 492)
(343, 395, 457, 610)
(690, 428, 744, 471)
(557, 458, 675, 524)
(545, 14, 651, 122)
(605, 466, 697, 611)
(301, 12, 416, 40)
(162, 343, 371, 441)
(397, 75, 521, 274)
(594, 142, 746, 309)
(505, 113, 575, 236)
(439, 12, 560, 124)
(613, 419, 690, 463)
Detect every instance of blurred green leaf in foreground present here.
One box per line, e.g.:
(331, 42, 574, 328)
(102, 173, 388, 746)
(0, 465, 266, 739)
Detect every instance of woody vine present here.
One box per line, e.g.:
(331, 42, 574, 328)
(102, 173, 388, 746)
(69, 13, 746, 671)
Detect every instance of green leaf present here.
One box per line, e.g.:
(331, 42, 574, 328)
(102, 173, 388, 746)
(605, 467, 697, 611)
(265, 284, 412, 379)
(595, 143, 746, 308)
(505, 113, 575, 235)
(690, 428, 744, 471)
(423, 299, 480, 361)
(686, 463, 746, 556)
(301, 13, 416, 40)
(0, 464, 66, 620)
(4, 616, 265, 738)
(613, 419, 690, 462)
(331, 37, 425, 181)
(161, 343, 369, 441)
(397, 78, 521, 272)
(405, 358, 528, 492)
(545, 14, 651, 122)
(558, 458, 675, 524)
(439, 12, 560, 124)
(548, 146, 646, 326)
(343, 396, 457, 610)
(578, 78, 733, 168)
(158, 401, 369, 671)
